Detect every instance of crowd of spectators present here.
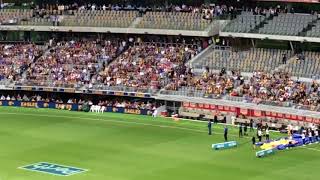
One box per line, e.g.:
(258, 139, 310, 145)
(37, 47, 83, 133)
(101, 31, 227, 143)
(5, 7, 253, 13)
(22, 39, 124, 87)
(2, 40, 320, 112)
(97, 100, 155, 110)
(230, 71, 320, 110)
(90, 43, 198, 91)
(34, 3, 237, 19)
(0, 44, 43, 82)
(0, 93, 64, 103)
(164, 68, 241, 97)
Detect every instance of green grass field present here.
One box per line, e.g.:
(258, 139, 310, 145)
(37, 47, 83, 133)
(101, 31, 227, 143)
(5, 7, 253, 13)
(0, 107, 319, 180)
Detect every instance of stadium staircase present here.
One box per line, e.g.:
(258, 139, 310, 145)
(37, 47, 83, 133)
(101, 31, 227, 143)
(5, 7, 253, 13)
(186, 44, 215, 74)
(250, 13, 275, 33)
(130, 17, 143, 28)
(272, 55, 297, 73)
(299, 17, 319, 37)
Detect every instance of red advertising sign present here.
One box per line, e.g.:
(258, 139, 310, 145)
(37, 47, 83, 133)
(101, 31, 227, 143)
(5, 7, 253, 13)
(183, 102, 190, 107)
(210, 104, 216, 110)
(198, 103, 204, 108)
(305, 117, 313, 123)
(253, 110, 262, 117)
(240, 108, 249, 116)
(229, 107, 237, 112)
(182, 102, 319, 124)
(313, 119, 320, 124)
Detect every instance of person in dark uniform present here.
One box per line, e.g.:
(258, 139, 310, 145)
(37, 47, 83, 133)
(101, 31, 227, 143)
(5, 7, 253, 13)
(252, 136, 256, 149)
(282, 53, 287, 64)
(208, 120, 212, 135)
(244, 121, 248, 136)
(224, 126, 228, 142)
(250, 119, 254, 132)
(214, 115, 218, 124)
(239, 123, 243, 138)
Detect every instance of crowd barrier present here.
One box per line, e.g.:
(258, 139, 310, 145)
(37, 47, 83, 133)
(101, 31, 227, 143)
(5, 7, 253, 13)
(12, 86, 152, 98)
(0, 100, 152, 115)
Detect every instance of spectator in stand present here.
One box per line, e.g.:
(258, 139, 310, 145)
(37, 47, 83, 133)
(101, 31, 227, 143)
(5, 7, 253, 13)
(0, 44, 42, 82)
(24, 39, 123, 87)
(165, 68, 238, 98)
(92, 43, 197, 92)
(231, 71, 320, 110)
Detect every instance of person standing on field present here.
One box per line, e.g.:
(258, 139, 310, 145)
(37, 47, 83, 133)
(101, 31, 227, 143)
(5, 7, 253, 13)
(208, 120, 212, 135)
(257, 128, 262, 142)
(224, 126, 228, 142)
(266, 127, 270, 141)
(252, 136, 256, 149)
(239, 123, 243, 138)
(250, 119, 254, 132)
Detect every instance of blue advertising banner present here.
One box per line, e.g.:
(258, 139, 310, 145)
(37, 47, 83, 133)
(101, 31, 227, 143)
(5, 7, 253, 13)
(0, 100, 152, 115)
(212, 141, 238, 150)
(13, 86, 152, 98)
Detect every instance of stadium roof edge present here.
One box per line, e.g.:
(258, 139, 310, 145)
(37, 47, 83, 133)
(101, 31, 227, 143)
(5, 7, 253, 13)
(219, 31, 320, 43)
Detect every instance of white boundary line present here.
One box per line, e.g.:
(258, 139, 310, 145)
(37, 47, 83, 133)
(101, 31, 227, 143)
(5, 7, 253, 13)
(0, 112, 225, 135)
(300, 146, 320, 152)
(1, 111, 319, 152)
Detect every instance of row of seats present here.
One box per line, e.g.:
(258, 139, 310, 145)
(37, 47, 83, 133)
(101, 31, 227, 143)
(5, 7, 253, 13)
(192, 48, 292, 72)
(20, 18, 52, 26)
(0, 9, 33, 25)
(306, 21, 320, 37)
(61, 16, 135, 28)
(258, 14, 316, 36)
(223, 11, 266, 33)
(137, 11, 211, 31)
(0, 9, 214, 30)
(192, 46, 320, 80)
(282, 51, 320, 78)
(223, 12, 320, 37)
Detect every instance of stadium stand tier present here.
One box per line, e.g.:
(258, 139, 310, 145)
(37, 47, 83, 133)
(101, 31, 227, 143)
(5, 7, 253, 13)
(223, 11, 267, 33)
(137, 11, 212, 31)
(0, 9, 33, 25)
(258, 13, 317, 36)
(191, 47, 293, 72)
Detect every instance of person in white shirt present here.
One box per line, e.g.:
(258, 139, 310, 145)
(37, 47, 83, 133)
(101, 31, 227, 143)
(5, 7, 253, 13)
(152, 108, 158, 118)
(257, 128, 262, 142)
(287, 124, 293, 136)
(6, 95, 10, 101)
(231, 116, 236, 126)
(302, 132, 306, 145)
(294, 125, 299, 133)
(0, 95, 5, 100)
(266, 128, 270, 141)
(315, 129, 319, 143)
(91, 4, 96, 11)
(308, 130, 313, 143)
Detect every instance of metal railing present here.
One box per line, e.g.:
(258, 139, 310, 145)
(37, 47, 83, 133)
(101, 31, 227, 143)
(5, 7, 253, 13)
(159, 89, 223, 99)
(90, 85, 156, 94)
(226, 95, 294, 108)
